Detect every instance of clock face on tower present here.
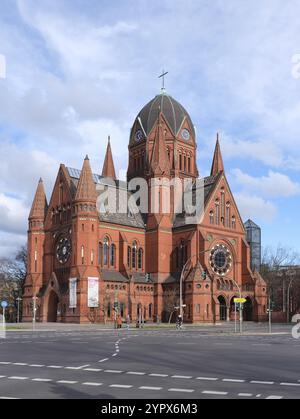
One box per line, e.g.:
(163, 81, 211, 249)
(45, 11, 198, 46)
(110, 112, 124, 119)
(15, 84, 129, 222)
(135, 130, 144, 142)
(56, 237, 71, 264)
(181, 128, 190, 141)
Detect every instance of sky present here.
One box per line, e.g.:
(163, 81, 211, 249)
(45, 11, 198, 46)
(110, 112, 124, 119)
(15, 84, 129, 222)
(0, 0, 299, 258)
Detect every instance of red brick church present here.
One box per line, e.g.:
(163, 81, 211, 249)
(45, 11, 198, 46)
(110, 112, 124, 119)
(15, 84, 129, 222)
(23, 91, 268, 324)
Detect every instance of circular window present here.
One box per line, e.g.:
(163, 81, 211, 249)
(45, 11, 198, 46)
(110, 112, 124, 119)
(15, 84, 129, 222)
(210, 244, 232, 276)
(181, 129, 190, 141)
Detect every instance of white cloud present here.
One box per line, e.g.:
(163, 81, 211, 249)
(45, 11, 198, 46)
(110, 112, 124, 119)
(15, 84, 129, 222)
(0, 193, 29, 235)
(235, 193, 277, 222)
(232, 169, 300, 198)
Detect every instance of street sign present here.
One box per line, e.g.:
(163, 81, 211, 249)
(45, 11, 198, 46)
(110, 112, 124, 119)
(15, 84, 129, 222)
(234, 298, 247, 304)
(1, 301, 8, 309)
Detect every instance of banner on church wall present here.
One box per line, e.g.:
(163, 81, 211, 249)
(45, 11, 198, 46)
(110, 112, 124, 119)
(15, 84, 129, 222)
(69, 278, 77, 309)
(88, 277, 99, 308)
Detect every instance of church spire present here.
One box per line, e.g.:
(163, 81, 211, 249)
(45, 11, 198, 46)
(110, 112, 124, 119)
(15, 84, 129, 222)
(211, 133, 225, 176)
(150, 113, 171, 176)
(75, 156, 97, 202)
(102, 136, 116, 180)
(29, 178, 48, 220)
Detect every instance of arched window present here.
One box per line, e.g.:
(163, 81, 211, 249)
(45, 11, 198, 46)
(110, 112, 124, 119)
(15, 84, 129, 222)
(221, 188, 225, 218)
(215, 199, 220, 225)
(149, 303, 153, 320)
(127, 246, 131, 268)
(132, 241, 137, 269)
(209, 210, 214, 225)
(98, 242, 103, 265)
(110, 244, 116, 267)
(81, 246, 85, 265)
(138, 248, 143, 269)
(103, 237, 109, 266)
(232, 216, 236, 229)
(226, 203, 231, 228)
(179, 154, 182, 171)
(180, 241, 187, 268)
(188, 157, 191, 173)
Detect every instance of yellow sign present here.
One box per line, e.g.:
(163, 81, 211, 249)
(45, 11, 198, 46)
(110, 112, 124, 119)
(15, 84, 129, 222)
(234, 298, 247, 304)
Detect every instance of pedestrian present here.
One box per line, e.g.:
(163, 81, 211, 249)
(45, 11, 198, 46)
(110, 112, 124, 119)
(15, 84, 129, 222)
(117, 315, 122, 329)
(126, 314, 131, 330)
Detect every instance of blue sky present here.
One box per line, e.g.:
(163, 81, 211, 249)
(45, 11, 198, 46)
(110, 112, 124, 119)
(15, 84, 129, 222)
(0, 0, 299, 257)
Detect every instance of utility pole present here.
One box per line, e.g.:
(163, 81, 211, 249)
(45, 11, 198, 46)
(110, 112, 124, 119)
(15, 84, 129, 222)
(268, 296, 272, 334)
(32, 296, 38, 331)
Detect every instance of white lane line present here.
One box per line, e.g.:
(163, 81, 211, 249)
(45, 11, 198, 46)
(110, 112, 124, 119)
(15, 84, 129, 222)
(47, 366, 63, 369)
(57, 380, 78, 384)
(126, 372, 146, 376)
(84, 368, 102, 372)
(99, 358, 109, 363)
(139, 386, 163, 391)
(13, 363, 28, 366)
(171, 375, 193, 379)
(82, 382, 103, 387)
(32, 378, 52, 382)
(223, 379, 246, 383)
(250, 381, 274, 385)
(202, 390, 228, 396)
(168, 388, 195, 393)
(110, 384, 133, 389)
(197, 377, 219, 381)
(112, 354, 117, 357)
(280, 382, 300, 387)
(0, 362, 11, 365)
(104, 370, 123, 374)
(8, 376, 28, 380)
(0, 376, 7, 379)
(238, 393, 253, 397)
(149, 373, 169, 378)
(29, 364, 45, 368)
(0, 397, 19, 399)
(266, 395, 283, 399)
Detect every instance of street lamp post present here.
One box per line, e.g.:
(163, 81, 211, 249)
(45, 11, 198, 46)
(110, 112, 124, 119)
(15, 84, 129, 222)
(287, 278, 296, 323)
(16, 297, 22, 324)
(32, 295, 38, 331)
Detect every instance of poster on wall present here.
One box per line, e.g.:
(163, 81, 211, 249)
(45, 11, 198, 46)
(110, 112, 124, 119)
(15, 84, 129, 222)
(88, 277, 99, 308)
(69, 278, 77, 309)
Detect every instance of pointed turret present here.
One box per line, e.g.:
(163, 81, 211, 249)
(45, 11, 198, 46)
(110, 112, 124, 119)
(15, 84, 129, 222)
(211, 134, 225, 176)
(29, 178, 48, 220)
(150, 113, 171, 176)
(75, 156, 97, 202)
(102, 136, 116, 180)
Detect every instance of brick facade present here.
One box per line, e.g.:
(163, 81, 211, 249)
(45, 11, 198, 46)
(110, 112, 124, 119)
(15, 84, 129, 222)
(23, 92, 268, 324)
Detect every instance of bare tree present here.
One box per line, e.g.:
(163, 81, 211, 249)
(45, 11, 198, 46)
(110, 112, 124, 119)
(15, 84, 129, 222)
(163, 286, 179, 323)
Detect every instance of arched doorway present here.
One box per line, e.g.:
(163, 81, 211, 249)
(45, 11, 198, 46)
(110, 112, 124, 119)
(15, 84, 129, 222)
(47, 291, 59, 322)
(244, 297, 253, 321)
(218, 296, 227, 321)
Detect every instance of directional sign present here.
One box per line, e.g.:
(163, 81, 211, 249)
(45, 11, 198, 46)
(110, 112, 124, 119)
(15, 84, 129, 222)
(1, 301, 8, 309)
(234, 298, 247, 304)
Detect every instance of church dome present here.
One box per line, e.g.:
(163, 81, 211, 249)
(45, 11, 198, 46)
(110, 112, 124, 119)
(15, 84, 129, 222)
(132, 93, 195, 139)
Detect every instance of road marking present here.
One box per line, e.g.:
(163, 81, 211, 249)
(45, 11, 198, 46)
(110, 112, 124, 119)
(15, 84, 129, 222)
(48, 366, 63, 369)
(84, 368, 102, 372)
(0, 376, 7, 379)
(0, 397, 19, 399)
(57, 380, 78, 384)
(197, 377, 218, 381)
(202, 390, 228, 396)
(29, 364, 45, 368)
(266, 396, 283, 399)
(82, 382, 103, 387)
(110, 384, 133, 389)
(168, 388, 195, 393)
(32, 378, 52, 382)
(238, 393, 253, 397)
(223, 379, 245, 383)
(13, 363, 28, 366)
(8, 376, 28, 380)
(126, 372, 146, 376)
(104, 370, 123, 374)
(171, 375, 193, 379)
(139, 386, 162, 391)
(0, 362, 11, 365)
(280, 382, 300, 387)
(149, 373, 169, 378)
(250, 381, 274, 385)
(99, 358, 109, 363)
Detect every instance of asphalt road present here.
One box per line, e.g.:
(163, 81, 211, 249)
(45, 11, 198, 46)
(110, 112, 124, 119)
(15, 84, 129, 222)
(0, 324, 299, 399)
